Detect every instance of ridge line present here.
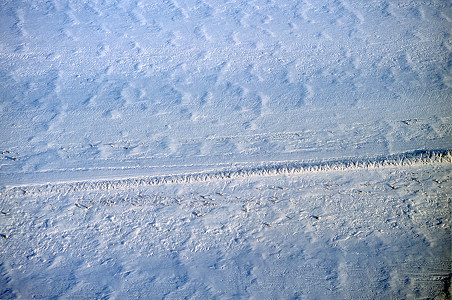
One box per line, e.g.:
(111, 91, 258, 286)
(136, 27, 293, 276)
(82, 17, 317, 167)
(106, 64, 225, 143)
(2, 149, 451, 197)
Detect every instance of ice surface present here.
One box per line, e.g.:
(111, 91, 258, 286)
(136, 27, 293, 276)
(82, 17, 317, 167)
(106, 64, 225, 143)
(1, 164, 450, 299)
(0, 0, 451, 298)
(1, 0, 451, 183)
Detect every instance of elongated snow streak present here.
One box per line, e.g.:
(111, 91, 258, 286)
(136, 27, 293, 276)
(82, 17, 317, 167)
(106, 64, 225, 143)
(3, 150, 451, 196)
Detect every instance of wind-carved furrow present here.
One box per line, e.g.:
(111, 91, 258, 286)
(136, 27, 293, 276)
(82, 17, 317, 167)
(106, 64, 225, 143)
(2, 150, 450, 197)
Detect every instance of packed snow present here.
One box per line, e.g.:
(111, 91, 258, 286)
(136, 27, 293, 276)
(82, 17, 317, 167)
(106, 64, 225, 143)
(0, 0, 451, 298)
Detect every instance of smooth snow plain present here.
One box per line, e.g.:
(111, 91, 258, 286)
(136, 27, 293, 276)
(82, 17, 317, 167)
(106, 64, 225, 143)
(0, 0, 451, 299)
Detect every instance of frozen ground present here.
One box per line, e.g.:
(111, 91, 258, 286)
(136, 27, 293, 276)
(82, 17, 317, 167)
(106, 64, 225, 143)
(0, 0, 451, 299)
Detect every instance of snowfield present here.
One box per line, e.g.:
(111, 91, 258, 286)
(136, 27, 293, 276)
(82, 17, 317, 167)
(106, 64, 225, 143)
(0, 0, 451, 299)
(1, 162, 451, 299)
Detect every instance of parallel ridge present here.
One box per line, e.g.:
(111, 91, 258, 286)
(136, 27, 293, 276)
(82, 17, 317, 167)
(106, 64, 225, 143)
(2, 150, 451, 197)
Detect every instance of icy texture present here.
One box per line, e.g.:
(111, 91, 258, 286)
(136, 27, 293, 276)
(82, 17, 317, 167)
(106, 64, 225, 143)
(0, 0, 451, 184)
(1, 164, 450, 299)
(0, 0, 451, 298)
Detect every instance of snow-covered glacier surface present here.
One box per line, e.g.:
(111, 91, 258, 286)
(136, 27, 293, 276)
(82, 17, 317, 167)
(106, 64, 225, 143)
(0, 0, 451, 298)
